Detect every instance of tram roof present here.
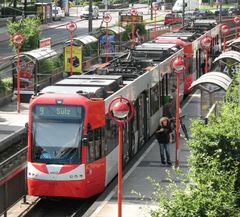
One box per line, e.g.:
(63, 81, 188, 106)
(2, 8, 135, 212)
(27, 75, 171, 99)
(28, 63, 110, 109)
(193, 19, 217, 25)
(19, 47, 58, 61)
(55, 78, 116, 86)
(40, 85, 104, 96)
(135, 42, 180, 51)
(190, 72, 232, 92)
(213, 51, 240, 64)
(160, 32, 197, 38)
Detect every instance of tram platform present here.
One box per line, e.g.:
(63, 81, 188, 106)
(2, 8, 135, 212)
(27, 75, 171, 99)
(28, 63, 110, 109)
(83, 93, 202, 217)
(0, 100, 28, 151)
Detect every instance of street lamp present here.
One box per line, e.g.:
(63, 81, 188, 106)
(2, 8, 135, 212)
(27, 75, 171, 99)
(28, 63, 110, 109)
(12, 32, 24, 113)
(153, 4, 159, 39)
(108, 96, 134, 217)
(130, 7, 137, 49)
(200, 36, 212, 74)
(234, 17, 240, 39)
(66, 21, 77, 76)
(171, 56, 185, 167)
(103, 13, 112, 63)
(220, 24, 230, 53)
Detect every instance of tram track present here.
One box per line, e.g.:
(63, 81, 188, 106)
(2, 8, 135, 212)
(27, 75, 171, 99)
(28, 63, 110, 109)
(0, 140, 27, 178)
(22, 195, 98, 217)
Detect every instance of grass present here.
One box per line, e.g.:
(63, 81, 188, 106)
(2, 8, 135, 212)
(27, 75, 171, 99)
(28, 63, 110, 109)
(144, 16, 164, 24)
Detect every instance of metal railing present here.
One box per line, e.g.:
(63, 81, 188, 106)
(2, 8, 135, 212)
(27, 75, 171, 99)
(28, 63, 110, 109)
(0, 147, 27, 217)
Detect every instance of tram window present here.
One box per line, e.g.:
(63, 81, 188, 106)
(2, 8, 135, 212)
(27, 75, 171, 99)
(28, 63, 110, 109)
(105, 117, 118, 154)
(87, 127, 103, 162)
(94, 128, 102, 159)
(150, 84, 160, 115)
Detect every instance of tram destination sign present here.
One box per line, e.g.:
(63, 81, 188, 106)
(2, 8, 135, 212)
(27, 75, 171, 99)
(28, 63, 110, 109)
(34, 105, 83, 119)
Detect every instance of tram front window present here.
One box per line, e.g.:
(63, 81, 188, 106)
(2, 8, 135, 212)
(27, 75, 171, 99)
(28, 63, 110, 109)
(31, 105, 84, 164)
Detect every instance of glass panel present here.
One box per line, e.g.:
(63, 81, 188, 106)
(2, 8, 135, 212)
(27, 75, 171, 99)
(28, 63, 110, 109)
(31, 105, 84, 164)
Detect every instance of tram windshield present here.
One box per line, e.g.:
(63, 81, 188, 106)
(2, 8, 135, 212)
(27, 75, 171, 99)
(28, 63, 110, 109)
(31, 105, 84, 164)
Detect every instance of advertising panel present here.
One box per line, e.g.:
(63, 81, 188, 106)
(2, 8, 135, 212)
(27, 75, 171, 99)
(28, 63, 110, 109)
(64, 46, 82, 73)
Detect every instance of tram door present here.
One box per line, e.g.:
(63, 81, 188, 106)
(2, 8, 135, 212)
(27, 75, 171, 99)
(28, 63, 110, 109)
(138, 91, 148, 148)
(196, 49, 202, 78)
(128, 101, 139, 157)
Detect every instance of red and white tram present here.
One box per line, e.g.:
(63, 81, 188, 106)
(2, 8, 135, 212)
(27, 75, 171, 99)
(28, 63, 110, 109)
(27, 19, 222, 199)
(154, 19, 222, 95)
(27, 48, 185, 198)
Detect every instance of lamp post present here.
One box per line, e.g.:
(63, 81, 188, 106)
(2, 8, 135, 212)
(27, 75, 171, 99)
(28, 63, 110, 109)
(108, 96, 134, 217)
(153, 4, 159, 39)
(103, 13, 112, 63)
(234, 17, 240, 39)
(12, 32, 24, 113)
(171, 56, 185, 167)
(220, 24, 230, 53)
(200, 36, 212, 74)
(130, 7, 137, 49)
(66, 21, 77, 76)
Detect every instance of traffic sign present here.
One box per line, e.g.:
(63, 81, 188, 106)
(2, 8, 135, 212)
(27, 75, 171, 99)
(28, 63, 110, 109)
(130, 7, 137, 16)
(103, 13, 112, 23)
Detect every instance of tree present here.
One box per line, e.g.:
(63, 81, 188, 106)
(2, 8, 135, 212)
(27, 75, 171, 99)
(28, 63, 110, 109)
(7, 17, 41, 51)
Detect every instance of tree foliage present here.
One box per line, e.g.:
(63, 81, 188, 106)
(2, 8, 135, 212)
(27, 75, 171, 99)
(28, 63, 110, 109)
(7, 17, 41, 51)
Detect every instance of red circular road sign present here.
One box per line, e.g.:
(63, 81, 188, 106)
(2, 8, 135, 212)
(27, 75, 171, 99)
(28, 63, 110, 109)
(200, 36, 212, 49)
(221, 24, 230, 34)
(108, 96, 134, 124)
(234, 16, 240, 24)
(66, 21, 77, 32)
(153, 3, 159, 11)
(171, 56, 185, 73)
(103, 13, 112, 23)
(130, 7, 137, 16)
(12, 32, 24, 47)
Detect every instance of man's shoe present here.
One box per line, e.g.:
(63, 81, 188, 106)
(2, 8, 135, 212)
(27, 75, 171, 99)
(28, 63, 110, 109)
(161, 161, 166, 165)
(167, 162, 172, 166)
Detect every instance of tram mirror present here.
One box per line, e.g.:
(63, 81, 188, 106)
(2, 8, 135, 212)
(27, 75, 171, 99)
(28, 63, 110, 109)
(82, 136, 89, 146)
(87, 123, 92, 131)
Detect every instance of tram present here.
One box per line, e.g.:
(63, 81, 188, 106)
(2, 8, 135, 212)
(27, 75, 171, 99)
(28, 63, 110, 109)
(154, 19, 222, 95)
(27, 19, 222, 199)
(27, 46, 185, 198)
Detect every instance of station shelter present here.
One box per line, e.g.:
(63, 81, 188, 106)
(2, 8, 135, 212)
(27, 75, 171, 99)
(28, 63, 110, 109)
(12, 47, 62, 102)
(35, 3, 52, 23)
(190, 72, 232, 118)
(97, 26, 126, 62)
(229, 38, 240, 52)
(64, 35, 98, 73)
(212, 50, 240, 78)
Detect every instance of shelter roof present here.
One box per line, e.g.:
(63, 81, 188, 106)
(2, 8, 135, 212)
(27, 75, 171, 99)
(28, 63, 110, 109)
(190, 72, 232, 92)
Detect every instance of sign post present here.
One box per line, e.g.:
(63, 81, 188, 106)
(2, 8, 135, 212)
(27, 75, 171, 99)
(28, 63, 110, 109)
(12, 32, 24, 113)
(130, 8, 137, 49)
(66, 22, 77, 76)
(108, 96, 134, 217)
(103, 13, 112, 63)
(153, 4, 159, 39)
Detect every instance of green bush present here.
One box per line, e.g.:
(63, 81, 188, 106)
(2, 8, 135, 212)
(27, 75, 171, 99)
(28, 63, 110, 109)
(7, 17, 41, 51)
(0, 78, 12, 93)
